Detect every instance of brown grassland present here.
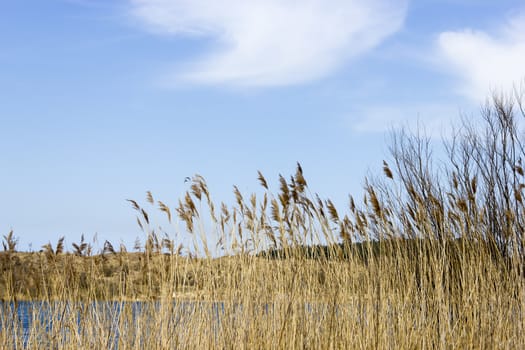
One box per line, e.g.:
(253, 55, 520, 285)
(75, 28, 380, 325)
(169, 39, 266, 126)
(1, 92, 525, 349)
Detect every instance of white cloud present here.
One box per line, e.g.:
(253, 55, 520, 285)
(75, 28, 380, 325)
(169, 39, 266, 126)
(129, 0, 407, 86)
(437, 11, 525, 101)
(350, 103, 466, 138)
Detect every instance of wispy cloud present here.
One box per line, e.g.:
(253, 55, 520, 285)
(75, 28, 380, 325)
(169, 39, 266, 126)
(350, 102, 466, 138)
(129, 0, 408, 87)
(436, 11, 525, 101)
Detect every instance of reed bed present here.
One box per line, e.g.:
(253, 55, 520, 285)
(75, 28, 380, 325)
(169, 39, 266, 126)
(1, 93, 525, 349)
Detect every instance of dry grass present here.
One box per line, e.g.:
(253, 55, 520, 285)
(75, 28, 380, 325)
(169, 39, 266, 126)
(1, 240, 522, 349)
(1, 92, 525, 349)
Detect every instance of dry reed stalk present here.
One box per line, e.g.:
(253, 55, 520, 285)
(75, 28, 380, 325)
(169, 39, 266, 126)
(3, 91, 525, 348)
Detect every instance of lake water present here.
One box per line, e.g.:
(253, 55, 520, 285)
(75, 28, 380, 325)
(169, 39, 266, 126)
(0, 300, 229, 349)
(1, 300, 344, 349)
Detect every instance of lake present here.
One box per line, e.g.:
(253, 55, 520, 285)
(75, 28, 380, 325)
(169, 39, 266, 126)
(0, 300, 230, 349)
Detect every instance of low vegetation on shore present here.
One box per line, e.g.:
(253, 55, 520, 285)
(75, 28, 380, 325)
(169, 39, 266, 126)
(1, 92, 525, 348)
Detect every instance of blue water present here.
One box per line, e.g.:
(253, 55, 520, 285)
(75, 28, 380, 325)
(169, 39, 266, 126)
(0, 300, 341, 348)
(0, 300, 229, 349)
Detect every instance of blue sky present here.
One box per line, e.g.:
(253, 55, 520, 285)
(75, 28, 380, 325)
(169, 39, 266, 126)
(1, 0, 525, 251)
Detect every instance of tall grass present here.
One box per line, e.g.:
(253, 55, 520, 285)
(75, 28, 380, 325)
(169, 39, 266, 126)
(1, 92, 524, 349)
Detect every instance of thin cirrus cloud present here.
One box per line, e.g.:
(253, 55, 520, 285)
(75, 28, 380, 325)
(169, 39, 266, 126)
(129, 0, 408, 87)
(437, 11, 525, 101)
(351, 103, 462, 138)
